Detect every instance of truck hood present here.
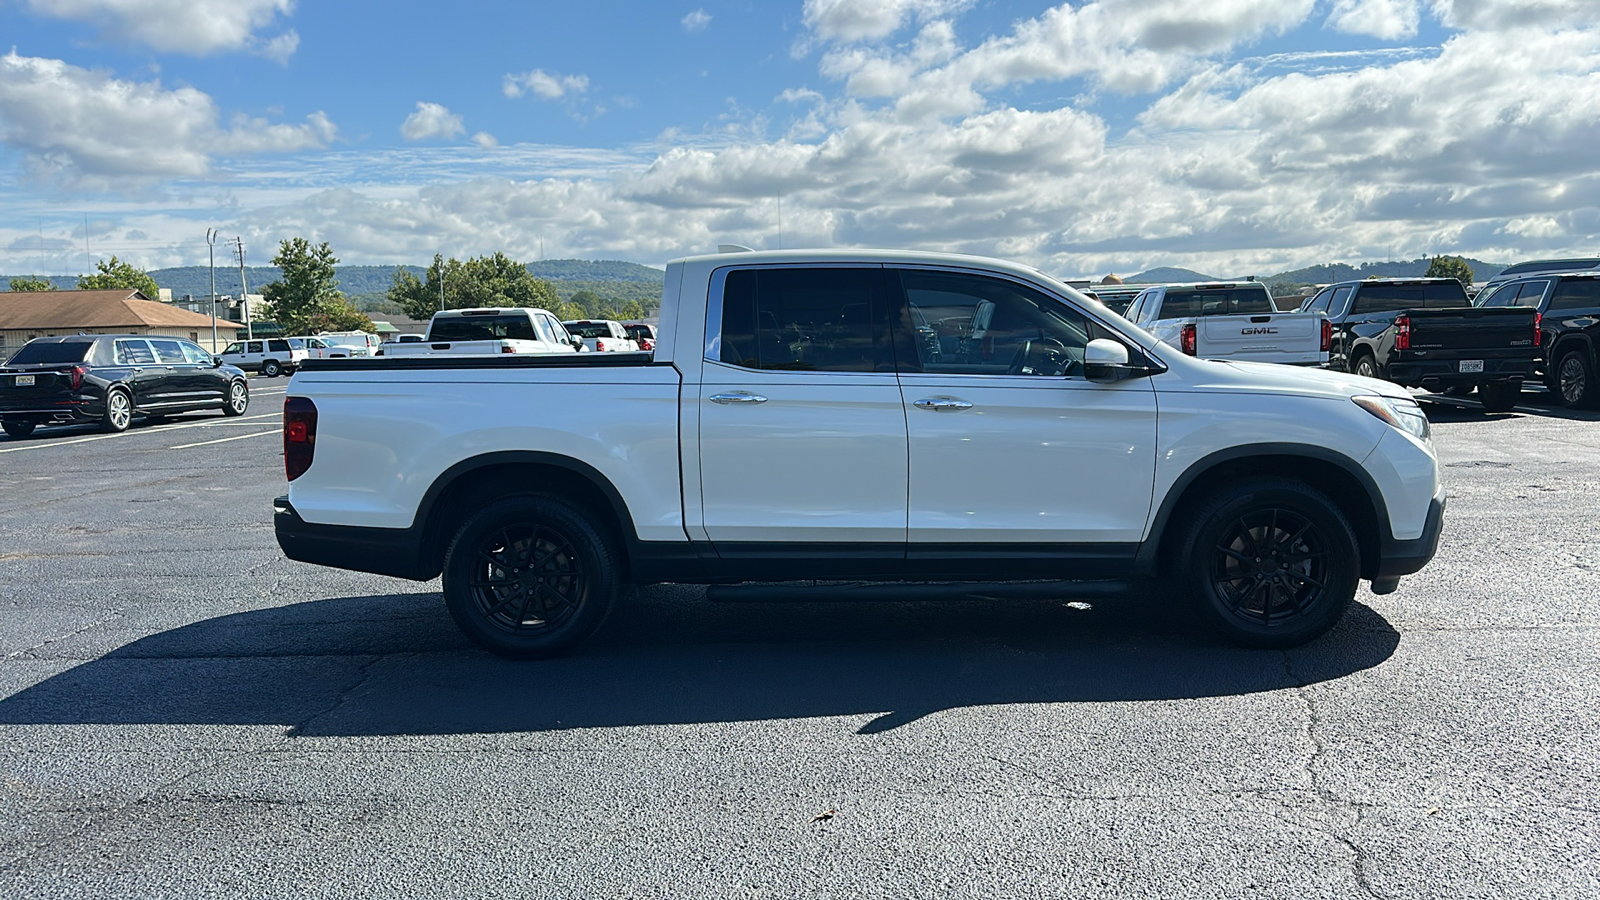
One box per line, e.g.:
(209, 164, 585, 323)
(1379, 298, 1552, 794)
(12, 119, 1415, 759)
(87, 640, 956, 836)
(1176, 358, 1416, 402)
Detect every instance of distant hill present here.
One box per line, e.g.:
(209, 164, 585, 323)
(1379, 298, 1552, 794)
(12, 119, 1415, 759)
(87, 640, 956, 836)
(1127, 267, 1218, 283)
(1267, 257, 1504, 285)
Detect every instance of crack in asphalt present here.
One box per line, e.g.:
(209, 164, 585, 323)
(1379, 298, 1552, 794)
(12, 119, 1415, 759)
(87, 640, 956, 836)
(4, 609, 126, 661)
(283, 653, 390, 738)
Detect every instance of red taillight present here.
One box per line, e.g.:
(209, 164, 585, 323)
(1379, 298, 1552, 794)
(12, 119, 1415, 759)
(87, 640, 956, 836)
(596, 340, 608, 352)
(1320, 319, 1332, 353)
(68, 365, 86, 391)
(1180, 323, 1196, 356)
(639, 338, 654, 351)
(502, 345, 518, 353)
(1534, 313, 1542, 347)
(283, 397, 317, 481)
(1394, 316, 1411, 351)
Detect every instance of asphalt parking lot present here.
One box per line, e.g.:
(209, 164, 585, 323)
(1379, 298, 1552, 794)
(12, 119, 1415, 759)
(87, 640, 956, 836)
(1, 381, 1596, 899)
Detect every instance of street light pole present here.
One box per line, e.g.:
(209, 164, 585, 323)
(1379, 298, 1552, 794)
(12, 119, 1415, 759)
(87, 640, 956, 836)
(206, 228, 218, 352)
(234, 237, 251, 340)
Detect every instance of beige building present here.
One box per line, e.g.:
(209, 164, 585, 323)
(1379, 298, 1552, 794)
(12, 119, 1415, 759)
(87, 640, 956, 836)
(0, 290, 248, 356)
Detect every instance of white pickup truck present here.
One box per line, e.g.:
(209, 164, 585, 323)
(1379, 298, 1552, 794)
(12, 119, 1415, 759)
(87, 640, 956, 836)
(275, 249, 1444, 658)
(1123, 282, 1329, 366)
(378, 307, 581, 357)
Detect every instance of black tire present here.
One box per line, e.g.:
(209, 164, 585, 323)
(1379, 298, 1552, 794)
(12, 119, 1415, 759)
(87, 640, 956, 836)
(101, 389, 132, 433)
(1352, 352, 1380, 381)
(222, 380, 249, 416)
(1477, 381, 1522, 413)
(442, 495, 621, 659)
(261, 360, 282, 378)
(2, 420, 36, 438)
(1173, 478, 1360, 648)
(1554, 349, 1597, 409)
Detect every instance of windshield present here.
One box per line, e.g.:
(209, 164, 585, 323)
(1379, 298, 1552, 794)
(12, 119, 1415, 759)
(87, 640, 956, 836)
(1157, 286, 1273, 318)
(429, 316, 537, 341)
(7, 341, 92, 365)
(565, 323, 615, 339)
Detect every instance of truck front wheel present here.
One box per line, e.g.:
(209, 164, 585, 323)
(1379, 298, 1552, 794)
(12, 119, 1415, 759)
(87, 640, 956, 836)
(442, 495, 621, 658)
(1174, 478, 1360, 648)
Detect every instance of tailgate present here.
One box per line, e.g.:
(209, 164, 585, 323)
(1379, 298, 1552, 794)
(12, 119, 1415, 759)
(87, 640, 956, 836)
(0, 367, 76, 405)
(1406, 308, 1538, 353)
(1198, 313, 1324, 362)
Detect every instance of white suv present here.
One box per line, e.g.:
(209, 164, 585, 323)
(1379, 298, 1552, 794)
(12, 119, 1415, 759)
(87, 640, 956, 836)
(219, 338, 308, 377)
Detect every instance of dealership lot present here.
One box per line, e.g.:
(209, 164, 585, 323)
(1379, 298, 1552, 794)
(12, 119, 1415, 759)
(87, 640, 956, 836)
(0, 386, 1596, 898)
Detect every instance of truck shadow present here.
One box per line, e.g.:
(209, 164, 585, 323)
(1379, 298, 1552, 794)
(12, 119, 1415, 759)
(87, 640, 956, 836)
(0, 589, 1400, 737)
(1418, 387, 1600, 423)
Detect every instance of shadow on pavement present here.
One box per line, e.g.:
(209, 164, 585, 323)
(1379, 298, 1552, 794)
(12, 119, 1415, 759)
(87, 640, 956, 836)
(1418, 385, 1600, 423)
(0, 590, 1400, 736)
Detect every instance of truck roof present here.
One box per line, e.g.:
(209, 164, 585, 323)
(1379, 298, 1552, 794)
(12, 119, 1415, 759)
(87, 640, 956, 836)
(669, 248, 1065, 288)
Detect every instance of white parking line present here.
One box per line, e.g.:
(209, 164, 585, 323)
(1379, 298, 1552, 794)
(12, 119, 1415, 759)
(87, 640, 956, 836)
(0, 412, 278, 454)
(169, 429, 279, 449)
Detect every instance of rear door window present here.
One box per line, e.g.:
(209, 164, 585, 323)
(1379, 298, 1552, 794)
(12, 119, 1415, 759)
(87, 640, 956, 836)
(149, 339, 189, 364)
(716, 267, 891, 372)
(246, 341, 263, 353)
(1549, 279, 1600, 311)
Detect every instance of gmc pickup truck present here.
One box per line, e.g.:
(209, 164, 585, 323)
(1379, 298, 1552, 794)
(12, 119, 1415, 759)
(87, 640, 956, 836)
(1300, 278, 1539, 411)
(378, 307, 581, 357)
(276, 249, 1445, 658)
(1122, 282, 1329, 367)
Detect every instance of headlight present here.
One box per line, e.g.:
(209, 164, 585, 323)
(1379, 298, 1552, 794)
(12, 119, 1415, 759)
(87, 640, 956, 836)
(1353, 394, 1430, 442)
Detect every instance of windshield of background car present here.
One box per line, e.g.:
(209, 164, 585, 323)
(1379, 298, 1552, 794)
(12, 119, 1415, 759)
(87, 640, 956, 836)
(7, 342, 92, 365)
(565, 323, 615, 339)
(1157, 287, 1273, 318)
(222, 342, 243, 354)
(428, 316, 538, 341)
(1351, 282, 1469, 313)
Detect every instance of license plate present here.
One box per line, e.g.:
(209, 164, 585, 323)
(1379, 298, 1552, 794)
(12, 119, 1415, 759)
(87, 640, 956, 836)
(1459, 359, 1484, 373)
(14, 375, 34, 386)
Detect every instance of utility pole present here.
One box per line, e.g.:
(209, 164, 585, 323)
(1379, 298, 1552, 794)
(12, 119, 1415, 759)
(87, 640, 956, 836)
(438, 256, 445, 313)
(233, 237, 251, 340)
(206, 229, 219, 351)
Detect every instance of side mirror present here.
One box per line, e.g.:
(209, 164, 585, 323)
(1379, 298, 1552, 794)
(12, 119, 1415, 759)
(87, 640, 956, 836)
(570, 337, 584, 350)
(1084, 338, 1146, 383)
(212, 356, 223, 367)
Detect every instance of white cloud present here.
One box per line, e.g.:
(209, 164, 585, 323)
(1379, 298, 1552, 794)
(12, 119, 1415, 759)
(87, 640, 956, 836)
(503, 69, 590, 100)
(1327, 0, 1420, 39)
(682, 9, 712, 32)
(22, 0, 298, 59)
(1432, 0, 1593, 30)
(0, 51, 333, 185)
(802, 0, 971, 43)
(400, 102, 465, 141)
(472, 131, 499, 149)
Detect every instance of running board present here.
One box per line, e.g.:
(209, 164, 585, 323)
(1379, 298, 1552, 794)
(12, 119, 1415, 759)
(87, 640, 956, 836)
(704, 580, 1133, 604)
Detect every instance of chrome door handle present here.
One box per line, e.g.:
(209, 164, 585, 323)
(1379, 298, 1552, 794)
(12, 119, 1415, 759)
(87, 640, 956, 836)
(709, 391, 768, 404)
(913, 397, 973, 411)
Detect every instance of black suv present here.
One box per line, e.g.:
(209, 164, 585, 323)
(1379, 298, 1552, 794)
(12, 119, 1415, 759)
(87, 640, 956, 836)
(1301, 278, 1539, 412)
(1475, 272, 1600, 407)
(0, 335, 250, 438)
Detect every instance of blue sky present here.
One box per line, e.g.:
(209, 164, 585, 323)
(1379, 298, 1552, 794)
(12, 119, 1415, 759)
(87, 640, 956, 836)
(1, 0, 1597, 280)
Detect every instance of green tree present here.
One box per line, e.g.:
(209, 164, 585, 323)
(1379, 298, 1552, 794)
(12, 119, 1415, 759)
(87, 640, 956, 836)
(617, 299, 646, 321)
(77, 256, 160, 299)
(388, 252, 560, 319)
(567, 290, 602, 318)
(6, 276, 56, 292)
(1425, 255, 1475, 288)
(259, 238, 374, 336)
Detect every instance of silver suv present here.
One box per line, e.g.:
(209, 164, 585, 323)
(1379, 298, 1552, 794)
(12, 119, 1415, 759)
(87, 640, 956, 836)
(218, 338, 309, 377)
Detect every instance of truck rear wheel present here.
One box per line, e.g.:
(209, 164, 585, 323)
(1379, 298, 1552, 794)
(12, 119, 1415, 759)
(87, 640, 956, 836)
(1174, 478, 1360, 648)
(441, 495, 621, 659)
(1352, 353, 1380, 381)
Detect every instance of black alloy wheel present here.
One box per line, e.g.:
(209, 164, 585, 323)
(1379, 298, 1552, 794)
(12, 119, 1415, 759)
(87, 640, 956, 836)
(2, 420, 36, 438)
(1176, 478, 1360, 648)
(261, 360, 282, 378)
(442, 495, 621, 658)
(1556, 349, 1597, 409)
(1352, 354, 1379, 380)
(223, 380, 249, 416)
(101, 389, 132, 433)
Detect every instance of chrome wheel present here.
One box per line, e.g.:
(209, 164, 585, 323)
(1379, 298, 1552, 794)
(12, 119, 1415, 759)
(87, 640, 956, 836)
(227, 381, 249, 415)
(1353, 355, 1377, 379)
(104, 391, 132, 433)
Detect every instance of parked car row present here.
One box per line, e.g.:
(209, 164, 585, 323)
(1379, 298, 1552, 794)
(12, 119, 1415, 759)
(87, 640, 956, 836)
(0, 335, 249, 437)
